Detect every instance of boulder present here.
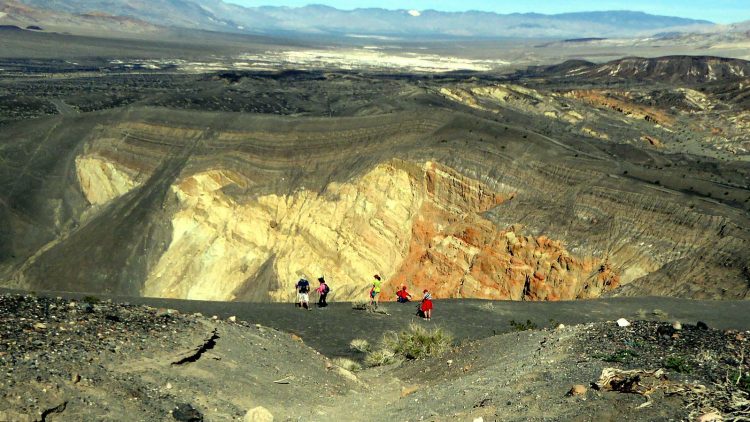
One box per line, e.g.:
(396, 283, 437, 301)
(567, 384, 587, 396)
(244, 406, 274, 422)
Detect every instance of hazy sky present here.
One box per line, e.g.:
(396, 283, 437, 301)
(224, 0, 750, 23)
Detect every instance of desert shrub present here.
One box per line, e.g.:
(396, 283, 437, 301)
(333, 358, 362, 372)
(351, 300, 369, 310)
(349, 339, 371, 353)
(664, 355, 691, 373)
(652, 309, 669, 318)
(365, 323, 453, 366)
(479, 302, 495, 311)
(364, 349, 399, 367)
(509, 319, 538, 331)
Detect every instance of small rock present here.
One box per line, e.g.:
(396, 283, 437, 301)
(193, 312, 203, 318)
(335, 367, 358, 382)
(672, 321, 682, 330)
(473, 418, 485, 422)
(657, 325, 676, 339)
(33, 322, 47, 330)
(616, 318, 630, 327)
(156, 308, 178, 317)
(166, 382, 172, 389)
(211, 315, 218, 320)
(697, 412, 722, 422)
(697, 321, 709, 330)
(446, 359, 453, 366)
(172, 403, 203, 422)
(228, 316, 237, 322)
(71, 373, 81, 384)
(290, 334, 303, 342)
(556, 323, 566, 330)
(400, 385, 420, 397)
(244, 406, 273, 422)
(567, 384, 587, 396)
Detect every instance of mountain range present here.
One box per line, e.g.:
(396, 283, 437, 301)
(5, 0, 720, 39)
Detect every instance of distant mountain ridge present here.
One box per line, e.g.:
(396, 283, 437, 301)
(525, 56, 750, 84)
(12, 0, 716, 38)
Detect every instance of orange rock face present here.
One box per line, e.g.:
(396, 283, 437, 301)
(384, 162, 619, 301)
(565, 90, 675, 127)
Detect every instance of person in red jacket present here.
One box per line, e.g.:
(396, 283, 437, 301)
(396, 285, 412, 303)
(420, 289, 433, 320)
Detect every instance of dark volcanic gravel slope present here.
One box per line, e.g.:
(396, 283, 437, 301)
(1, 293, 748, 421)
(0, 294, 356, 421)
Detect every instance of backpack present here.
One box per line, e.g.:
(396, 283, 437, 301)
(297, 279, 310, 293)
(323, 284, 330, 294)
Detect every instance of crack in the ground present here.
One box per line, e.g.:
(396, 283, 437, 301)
(171, 329, 219, 365)
(38, 401, 66, 422)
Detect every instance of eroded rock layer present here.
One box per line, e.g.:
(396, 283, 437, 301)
(2, 105, 749, 301)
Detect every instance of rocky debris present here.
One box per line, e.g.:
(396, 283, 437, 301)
(567, 384, 587, 396)
(376, 319, 749, 421)
(616, 318, 630, 327)
(0, 294, 353, 420)
(172, 403, 203, 421)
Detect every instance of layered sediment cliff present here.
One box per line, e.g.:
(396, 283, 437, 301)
(2, 105, 748, 301)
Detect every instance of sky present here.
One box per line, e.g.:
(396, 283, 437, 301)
(224, 0, 750, 24)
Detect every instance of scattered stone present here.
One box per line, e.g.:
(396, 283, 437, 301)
(172, 403, 203, 422)
(211, 315, 218, 320)
(567, 384, 587, 396)
(556, 323, 566, 330)
(33, 322, 47, 330)
(290, 334, 303, 342)
(446, 359, 453, 366)
(697, 412, 723, 422)
(697, 321, 709, 330)
(335, 367, 358, 382)
(400, 385, 420, 397)
(616, 318, 630, 327)
(657, 325, 676, 339)
(71, 373, 81, 384)
(672, 321, 682, 330)
(473, 418, 484, 422)
(228, 316, 237, 322)
(244, 406, 274, 422)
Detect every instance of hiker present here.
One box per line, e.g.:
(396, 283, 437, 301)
(419, 289, 433, 320)
(316, 276, 330, 308)
(370, 274, 382, 307)
(396, 285, 412, 303)
(295, 276, 311, 310)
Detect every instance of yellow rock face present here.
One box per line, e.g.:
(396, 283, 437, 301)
(143, 161, 425, 301)
(75, 155, 141, 205)
(75, 152, 621, 302)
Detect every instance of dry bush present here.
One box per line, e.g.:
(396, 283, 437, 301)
(364, 349, 399, 367)
(351, 300, 369, 310)
(479, 302, 495, 311)
(349, 338, 371, 353)
(365, 323, 453, 366)
(333, 357, 362, 372)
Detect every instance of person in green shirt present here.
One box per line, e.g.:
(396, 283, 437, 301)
(370, 274, 382, 308)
